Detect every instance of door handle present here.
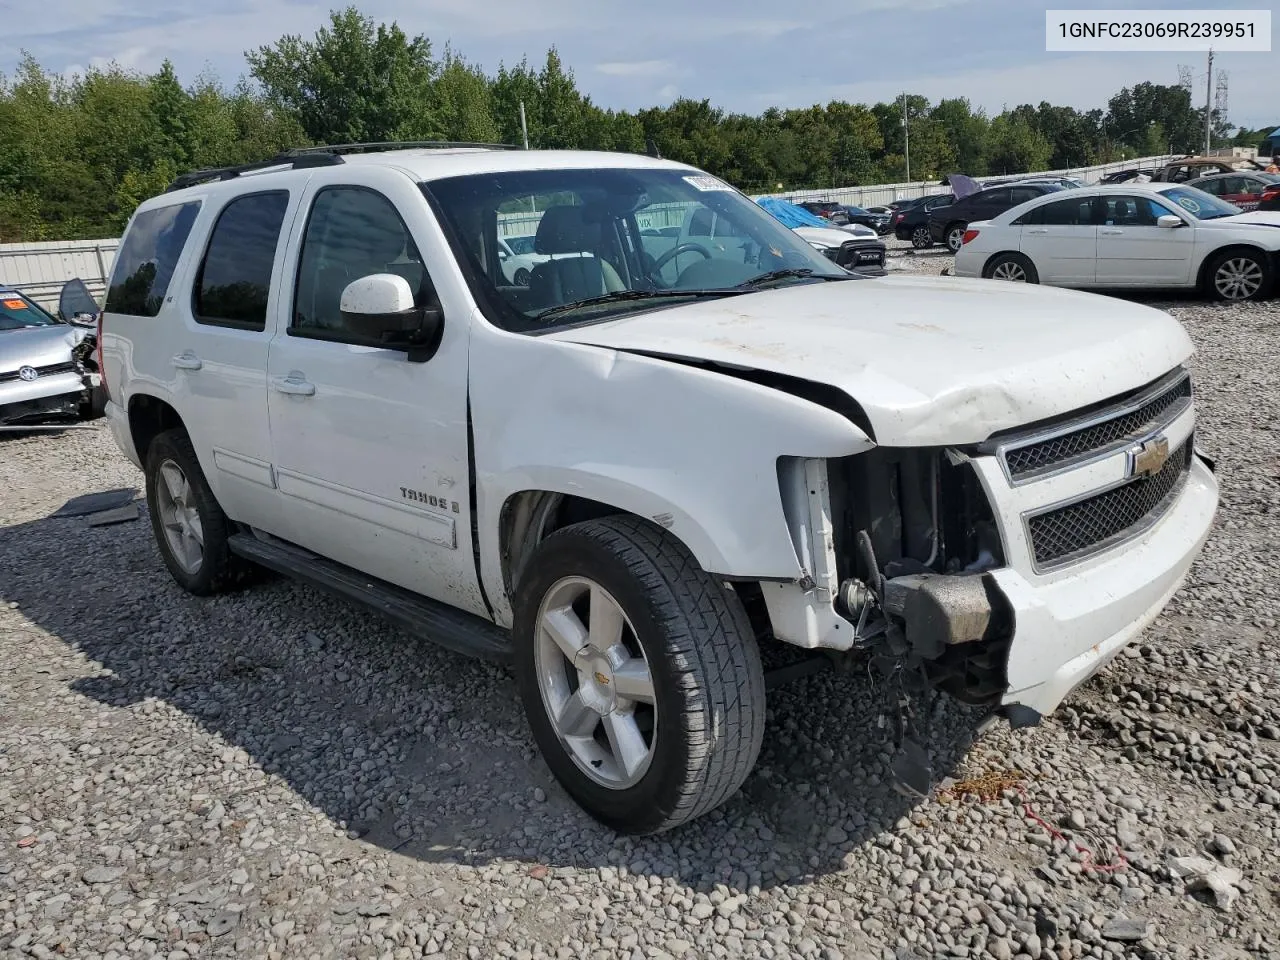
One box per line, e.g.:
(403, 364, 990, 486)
(1026, 228, 1048, 235)
(1100, 229, 1123, 235)
(171, 353, 202, 371)
(271, 374, 316, 397)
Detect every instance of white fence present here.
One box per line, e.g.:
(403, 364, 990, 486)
(0, 238, 118, 311)
(0, 154, 1185, 304)
(760, 155, 1185, 208)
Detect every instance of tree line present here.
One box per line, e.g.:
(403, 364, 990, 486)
(1, 6, 1273, 243)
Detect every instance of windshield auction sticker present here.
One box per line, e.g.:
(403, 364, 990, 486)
(1046, 9, 1271, 51)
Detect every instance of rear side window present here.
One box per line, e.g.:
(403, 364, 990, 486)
(193, 191, 290, 331)
(105, 201, 201, 317)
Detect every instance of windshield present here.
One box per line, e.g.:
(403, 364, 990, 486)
(0, 292, 59, 331)
(1157, 185, 1242, 220)
(423, 167, 850, 332)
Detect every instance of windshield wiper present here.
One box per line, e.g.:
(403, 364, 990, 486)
(532, 288, 743, 323)
(735, 268, 852, 289)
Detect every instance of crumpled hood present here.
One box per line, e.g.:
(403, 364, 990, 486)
(547, 274, 1194, 445)
(0, 323, 82, 374)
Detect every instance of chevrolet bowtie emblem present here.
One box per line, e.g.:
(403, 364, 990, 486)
(1132, 436, 1170, 478)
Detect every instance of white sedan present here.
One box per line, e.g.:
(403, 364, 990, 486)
(954, 183, 1280, 301)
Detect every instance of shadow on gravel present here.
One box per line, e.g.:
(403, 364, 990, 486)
(0, 493, 985, 895)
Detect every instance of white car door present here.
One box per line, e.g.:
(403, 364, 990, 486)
(264, 165, 488, 618)
(1015, 195, 1097, 285)
(1093, 195, 1195, 286)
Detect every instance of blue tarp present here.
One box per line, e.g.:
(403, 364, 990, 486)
(755, 197, 830, 228)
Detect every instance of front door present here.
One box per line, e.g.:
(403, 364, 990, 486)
(265, 166, 487, 617)
(1093, 194, 1194, 286)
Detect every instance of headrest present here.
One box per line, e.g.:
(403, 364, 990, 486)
(535, 205, 601, 255)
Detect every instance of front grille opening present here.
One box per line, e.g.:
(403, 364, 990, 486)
(1004, 374, 1191, 480)
(1027, 439, 1193, 569)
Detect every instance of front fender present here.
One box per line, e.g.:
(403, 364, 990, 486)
(471, 322, 873, 626)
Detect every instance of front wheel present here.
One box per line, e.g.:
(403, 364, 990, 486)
(513, 516, 766, 834)
(1205, 249, 1272, 301)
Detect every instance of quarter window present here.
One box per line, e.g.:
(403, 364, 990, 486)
(193, 191, 290, 331)
(292, 187, 433, 341)
(105, 201, 201, 317)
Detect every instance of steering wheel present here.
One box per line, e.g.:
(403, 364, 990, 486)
(653, 242, 713, 273)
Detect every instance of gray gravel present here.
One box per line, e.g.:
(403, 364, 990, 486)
(3, 291, 1280, 960)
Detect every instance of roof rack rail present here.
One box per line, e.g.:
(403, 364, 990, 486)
(164, 140, 519, 193)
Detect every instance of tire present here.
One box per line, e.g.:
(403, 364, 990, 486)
(79, 383, 106, 420)
(1204, 248, 1272, 302)
(946, 223, 967, 254)
(144, 428, 253, 596)
(910, 225, 932, 249)
(984, 252, 1039, 284)
(513, 516, 766, 834)
(513, 267, 531, 287)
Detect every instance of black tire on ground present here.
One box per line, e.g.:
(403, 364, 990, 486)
(911, 225, 932, 249)
(946, 223, 967, 253)
(144, 428, 255, 596)
(513, 516, 766, 835)
(1203, 248, 1273, 302)
(79, 383, 106, 420)
(983, 252, 1040, 284)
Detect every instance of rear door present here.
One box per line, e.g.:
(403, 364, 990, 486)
(1094, 194, 1194, 286)
(1016, 196, 1097, 285)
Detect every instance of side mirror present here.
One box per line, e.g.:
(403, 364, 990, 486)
(1156, 214, 1184, 229)
(340, 274, 443, 363)
(498, 248, 509, 260)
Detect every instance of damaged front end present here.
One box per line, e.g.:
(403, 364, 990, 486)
(779, 447, 1016, 709)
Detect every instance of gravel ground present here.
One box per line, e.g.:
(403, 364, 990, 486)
(3, 286, 1279, 960)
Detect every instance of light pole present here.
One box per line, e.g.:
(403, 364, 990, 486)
(901, 92, 912, 182)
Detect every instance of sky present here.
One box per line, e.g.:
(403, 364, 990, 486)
(4, 0, 1276, 132)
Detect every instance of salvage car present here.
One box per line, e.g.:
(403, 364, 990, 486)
(1187, 171, 1280, 212)
(0, 282, 102, 426)
(892, 193, 956, 247)
(930, 182, 1064, 252)
(96, 143, 1218, 834)
(756, 197, 886, 270)
(953, 183, 1280, 301)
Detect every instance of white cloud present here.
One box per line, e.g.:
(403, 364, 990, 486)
(595, 60, 675, 77)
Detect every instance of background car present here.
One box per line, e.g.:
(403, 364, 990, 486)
(841, 204, 892, 234)
(755, 197, 886, 271)
(1187, 171, 1280, 212)
(795, 199, 851, 225)
(1100, 168, 1156, 184)
(891, 193, 956, 247)
(929, 182, 1064, 252)
(953, 182, 1280, 301)
(0, 283, 100, 426)
(1152, 156, 1265, 183)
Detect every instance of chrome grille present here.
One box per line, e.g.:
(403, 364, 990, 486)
(0, 361, 78, 384)
(1026, 440, 1193, 569)
(1000, 371, 1191, 482)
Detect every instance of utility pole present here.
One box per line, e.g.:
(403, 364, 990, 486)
(1204, 49, 1213, 155)
(902, 92, 911, 182)
(519, 101, 530, 150)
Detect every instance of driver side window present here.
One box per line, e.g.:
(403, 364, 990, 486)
(292, 187, 433, 342)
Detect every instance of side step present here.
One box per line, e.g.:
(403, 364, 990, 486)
(227, 532, 512, 662)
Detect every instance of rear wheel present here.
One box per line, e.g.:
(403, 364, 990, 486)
(144, 428, 254, 595)
(985, 252, 1039, 284)
(911, 225, 932, 248)
(513, 516, 766, 834)
(1205, 249, 1271, 301)
(946, 223, 967, 253)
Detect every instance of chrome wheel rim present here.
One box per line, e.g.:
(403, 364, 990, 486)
(912, 227, 929, 247)
(156, 459, 204, 575)
(1215, 257, 1263, 300)
(534, 576, 656, 789)
(948, 228, 964, 252)
(992, 260, 1027, 282)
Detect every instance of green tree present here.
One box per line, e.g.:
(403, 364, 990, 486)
(246, 6, 439, 144)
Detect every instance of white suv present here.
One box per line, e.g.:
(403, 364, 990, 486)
(97, 142, 1219, 834)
